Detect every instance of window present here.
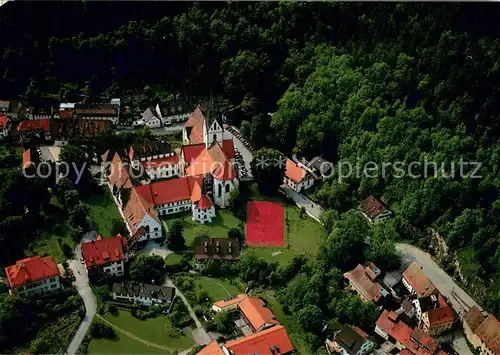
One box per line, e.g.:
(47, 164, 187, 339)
(154, 227, 159, 231)
(225, 183, 231, 193)
(218, 184, 222, 196)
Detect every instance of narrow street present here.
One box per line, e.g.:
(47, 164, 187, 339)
(65, 231, 98, 355)
(280, 184, 323, 223)
(164, 276, 211, 346)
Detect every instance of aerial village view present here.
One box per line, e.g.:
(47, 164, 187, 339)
(0, 2, 499, 355)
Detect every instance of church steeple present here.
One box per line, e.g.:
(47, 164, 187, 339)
(204, 91, 224, 147)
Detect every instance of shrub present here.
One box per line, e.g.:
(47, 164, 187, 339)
(90, 320, 116, 339)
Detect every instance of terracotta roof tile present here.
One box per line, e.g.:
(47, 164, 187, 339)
(0, 114, 8, 129)
(238, 297, 279, 331)
(426, 306, 455, 326)
(222, 139, 235, 159)
(285, 159, 309, 183)
(213, 294, 248, 309)
(464, 306, 485, 332)
(343, 264, 386, 302)
(5, 256, 60, 288)
(402, 261, 437, 297)
(184, 105, 205, 144)
(197, 195, 213, 209)
(410, 328, 439, 354)
(196, 340, 225, 355)
(183, 143, 206, 163)
(135, 176, 203, 206)
(224, 325, 294, 355)
(17, 119, 51, 132)
(81, 234, 127, 268)
(144, 155, 179, 169)
(123, 188, 159, 234)
(361, 195, 388, 219)
(474, 314, 500, 354)
(185, 141, 234, 179)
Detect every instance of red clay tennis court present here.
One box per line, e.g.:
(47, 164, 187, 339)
(246, 201, 285, 247)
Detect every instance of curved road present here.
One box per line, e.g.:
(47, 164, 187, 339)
(66, 231, 98, 355)
(396, 243, 475, 355)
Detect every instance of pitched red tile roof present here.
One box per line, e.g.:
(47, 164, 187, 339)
(185, 141, 235, 179)
(222, 139, 235, 159)
(0, 114, 8, 129)
(402, 261, 437, 297)
(426, 306, 455, 326)
(238, 297, 280, 331)
(464, 306, 485, 332)
(17, 119, 51, 132)
(144, 154, 179, 169)
(184, 105, 205, 144)
(5, 256, 60, 288)
(123, 188, 160, 234)
(213, 294, 248, 309)
(58, 110, 74, 119)
(183, 143, 206, 163)
(474, 314, 500, 354)
(213, 159, 237, 181)
(196, 340, 225, 355)
(108, 153, 133, 190)
(23, 149, 33, 169)
(285, 159, 309, 183)
(361, 195, 388, 219)
(224, 325, 294, 355)
(135, 176, 203, 206)
(81, 234, 128, 268)
(197, 195, 213, 209)
(410, 328, 439, 354)
(343, 264, 386, 302)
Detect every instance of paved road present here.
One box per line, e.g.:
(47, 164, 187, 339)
(115, 123, 184, 136)
(396, 243, 475, 355)
(164, 276, 211, 346)
(280, 184, 323, 223)
(66, 231, 98, 355)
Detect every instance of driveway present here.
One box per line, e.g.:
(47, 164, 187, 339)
(65, 231, 98, 355)
(164, 276, 211, 346)
(280, 184, 323, 223)
(396, 243, 476, 355)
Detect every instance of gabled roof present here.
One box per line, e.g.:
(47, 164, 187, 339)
(224, 325, 294, 355)
(144, 155, 179, 169)
(184, 105, 205, 144)
(159, 98, 190, 117)
(197, 195, 214, 209)
(222, 139, 235, 159)
(213, 294, 248, 309)
(0, 114, 8, 129)
(334, 325, 374, 355)
(112, 282, 175, 303)
(135, 176, 203, 206)
(425, 306, 455, 326)
(17, 119, 51, 132)
(474, 314, 500, 354)
(141, 107, 158, 124)
(402, 261, 437, 297)
(50, 118, 111, 140)
(58, 110, 74, 119)
(361, 195, 389, 219)
(285, 159, 310, 184)
(185, 140, 235, 179)
(238, 297, 279, 331)
(201, 96, 224, 130)
(213, 159, 237, 181)
(5, 256, 60, 288)
(129, 141, 173, 161)
(194, 237, 241, 261)
(123, 188, 160, 234)
(464, 306, 485, 332)
(109, 153, 133, 191)
(410, 328, 439, 354)
(81, 234, 128, 268)
(343, 264, 386, 302)
(196, 340, 225, 355)
(183, 143, 206, 163)
(74, 103, 117, 116)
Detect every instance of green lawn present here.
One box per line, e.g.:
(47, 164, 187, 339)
(246, 204, 327, 265)
(28, 225, 75, 263)
(88, 310, 193, 354)
(165, 253, 184, 266)
(194, 276, 242, 302)
(84, 191, 123, 237)
(164, 210, 242, 246)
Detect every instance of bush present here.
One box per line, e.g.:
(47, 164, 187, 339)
(107, 302, 118, 315)
(90, 320, 116, 339)
(61, 242, 73, 258)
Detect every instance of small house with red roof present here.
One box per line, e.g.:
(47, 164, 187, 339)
(360, 195, 392, 223)
(192, 194, 216, 223)
(326, 324, 377, 355)
(402, 262, 437, 298)
(5, 256, 62, 297)
(343, 263, 389, 304)
(81, 234, 128, 277)
(17, 119, 52, 141)
(284, 158, 315, 193)
(0, 114, 10, 139)
(463, 306, 500, 355)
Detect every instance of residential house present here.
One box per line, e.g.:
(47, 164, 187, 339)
(463, 306, 500, 355)
(197, 325, 295, 355)
(402, 262, 437, 298)
(400, 299, 416, 318)
(122, 187, 163, 243)
(326, 325, 377, 355)
(238, 297, 280, 333)
(0, 114, 10, 139)
(361, 196, 393, 223)
(309, 155, 334, 179)
(17, 119, 52, 141)
(420, 303, 455, 336)
(74, 103, 119, 124)
(50, 118, 111, 146)
(0, 100, 22, 119)
(375, 310, 447, 355)
(155, 97, 190, 125)
(112, 282, 175, 307)
(284, 159, 315, 193)
(412, 294, 439, 320)
(343, 263, 389, 304)
(132, 107, 162, 129)
(128, 142, 180, 181)
(81, 234, 129, 277)
(25, 106, 58, 120)
(194, 238, 241, 264)
(5, 256, 62, 297)
(212, 294, 248, 313)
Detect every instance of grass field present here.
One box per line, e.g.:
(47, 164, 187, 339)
(194, 276, 242, 302)
(164, 210, 241, 246)
(88, 310, 193, 354)
(165, 253, 183, 266)
(29, 225, 75, 263)
(84, 191, 123, 237)
(246, 204, 326, 265)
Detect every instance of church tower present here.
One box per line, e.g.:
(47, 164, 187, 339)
(204, 93, 224, 147)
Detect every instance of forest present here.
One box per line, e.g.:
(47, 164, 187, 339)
(0, 0, 499, 321)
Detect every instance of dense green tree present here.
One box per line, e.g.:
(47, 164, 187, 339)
(130, 255, 165, 284)
(227, 227, 244, 244)
(166, 219, 186, 251)
(64, 189, 80, 210)
(250, 148, 286, 195)
(68, 204, 89, 231)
